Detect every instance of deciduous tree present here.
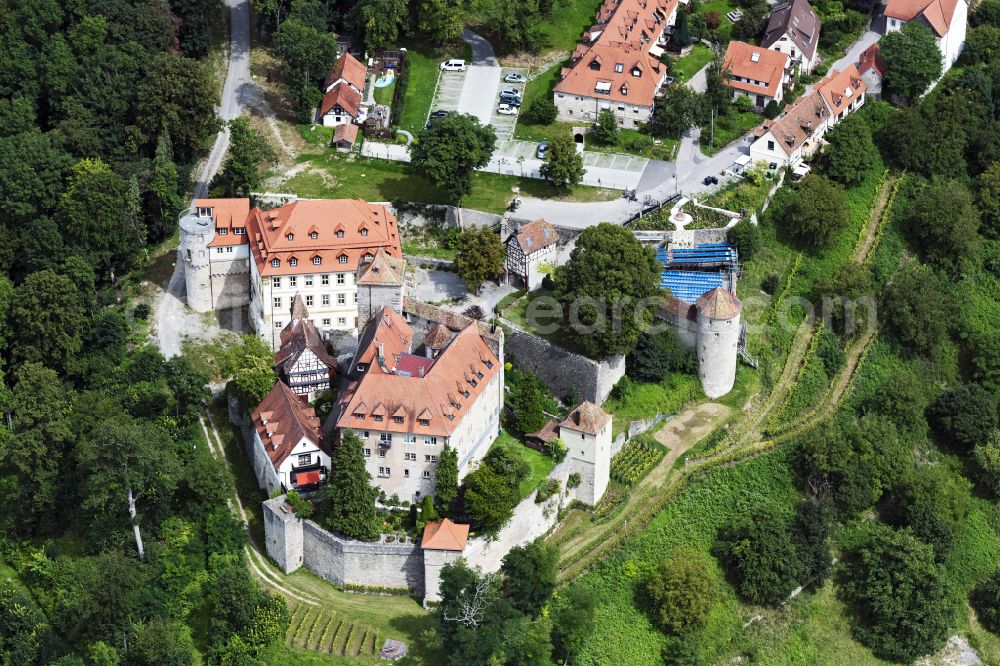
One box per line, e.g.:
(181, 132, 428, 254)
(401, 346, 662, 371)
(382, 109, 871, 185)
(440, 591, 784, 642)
(772, 175, 849, 249)
(9, 270, 85, 372)
(972, 569, 1000, 633)
(521, 99, 558, 125)
(435, 444, 459, 515)
(349, 0, 409, 52)
(978, 161, 1000, 238)
(219, 117, 276, 198)
(136, 52, 219, 160)
(648, 84, 705, 137)
(591, 109, 620, 145)
(881, 22, 943, 103)
(644, 547, 715, 634)
(411, 113, 496, 201)
(455, 226, 505, 291)
(220, 334, 278, 405)
(539, 133, 585, 188)
(716, 502, 804, 605)
(902, 178, 981, 276)
(272, 17, 339, 121)
(501, 538, 558, 616)
(823, 114, 880, 185)
(926, 383, 998, 452)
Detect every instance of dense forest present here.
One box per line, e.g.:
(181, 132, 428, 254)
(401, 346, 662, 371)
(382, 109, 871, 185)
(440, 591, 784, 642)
(0, 1, 294, 664)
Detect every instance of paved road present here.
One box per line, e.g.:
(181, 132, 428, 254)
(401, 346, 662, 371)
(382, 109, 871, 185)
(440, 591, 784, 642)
(458, 29, 502, 127)
(829, 29, 880, 73)
(155, 0, 250, 358)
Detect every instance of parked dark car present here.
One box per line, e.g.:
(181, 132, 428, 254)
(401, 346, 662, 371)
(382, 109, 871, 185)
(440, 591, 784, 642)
(703, 175, 719, 185)
(499, 95, 521, 107)
(430, 110, 449, 119)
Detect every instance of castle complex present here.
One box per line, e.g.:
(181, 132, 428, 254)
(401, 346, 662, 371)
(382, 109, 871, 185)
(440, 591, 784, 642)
(179, 198, 405, 349)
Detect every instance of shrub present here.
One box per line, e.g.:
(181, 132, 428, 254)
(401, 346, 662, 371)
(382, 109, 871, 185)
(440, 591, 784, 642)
(762, 273, 780, 294)
(567, 472, 581, 489)
(535, 478, 561, 503)
(644, 548, 716, 635)
(764, 100, 780, 119)
(926, 383, 998, 452)
(521, 99, 558, 125)
(971, 569, 1000, 634)
(285, 490, 314, 519)
(626, 328, 696, 382)
(133, 303, 152, 320)
(734, 95, 753, 113)
(727, 219, 761, 261)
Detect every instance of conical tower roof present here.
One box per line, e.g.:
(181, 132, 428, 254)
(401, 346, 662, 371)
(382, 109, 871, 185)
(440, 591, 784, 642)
(290, 292, 309, 320)
(695, 287, 741, 320)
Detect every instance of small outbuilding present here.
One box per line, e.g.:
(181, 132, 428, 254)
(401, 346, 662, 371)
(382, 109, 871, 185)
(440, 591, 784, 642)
(332, 123, 359, 152)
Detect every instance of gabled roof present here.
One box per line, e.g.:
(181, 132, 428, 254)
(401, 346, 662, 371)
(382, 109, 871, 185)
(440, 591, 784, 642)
(320, 81, 362, 118)
(884, 0, 961, 36)
(761, 0, 820, 62)
(275, 295, 338, 374)
(509, 219, 558, 254)
(814, 65, 867, 117)
(251, 382, 330, 467)
(695, 287, 742, 320)
(858, 43, 886, 76)
(554, 0, 678, 106)
(560, 401, 611, 436)
(723, 41, 790, 98)
(337, 309, 501, 437)
(245, 199, 401, 277)
(332, 122, 359, 146)
(421, 518, 469, 551)
(356, 248, 406, 286)
(324, 52, 367, 92)
(754, 91, 828, 155)
(423, 323, 453, 350)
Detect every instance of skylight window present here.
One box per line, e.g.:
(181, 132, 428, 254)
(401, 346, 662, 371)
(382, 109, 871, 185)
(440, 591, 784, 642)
(751, 52, 761, 62)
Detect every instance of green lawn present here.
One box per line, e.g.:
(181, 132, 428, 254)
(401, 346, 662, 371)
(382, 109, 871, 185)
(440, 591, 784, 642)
(696, 0, 740, 43)
(700, 109, 759, 155)
(493, 433, 557, 498)
(490, 0, 604, 56)
(603, 374, 704, 437)
(372, 76, 395, 107)
(282, 151, 618, 214)
(397, 41, 472, 135)
(672, 44, 714, 84)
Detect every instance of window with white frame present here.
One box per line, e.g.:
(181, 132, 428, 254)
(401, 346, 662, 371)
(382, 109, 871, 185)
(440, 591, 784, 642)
(337, 273, 345, 284)
(313, 257, 321, 265)
(425, 454, 438, 463)
(423, 470, 431, 479)
(273, 277, 281, 288)
(273, 297, 282, 308)
(337, 317, 346, 325)
(234, 227, 246, 235)
(321, 274, 329, 285)
(404, 452, 416, 461)
(297, 453, 311, 466)
(322, 318, 331, 326)
(289, 276, 297, 287)
(271, 259, 280, 267)
(338, 255, 348, 264)
(289, 258, 298, 267)
(306, 295, 313, 306)
(322, 294, 330, 306)
(337, 293, 346, 305)
(364, 448, 371, 457)
(305, 275, 313, 286)
(274, 321, 282, 328)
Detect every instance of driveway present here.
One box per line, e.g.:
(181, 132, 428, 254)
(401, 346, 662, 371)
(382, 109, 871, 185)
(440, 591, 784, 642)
(828, 30, 879, 73)
(457, 29, 504, 126)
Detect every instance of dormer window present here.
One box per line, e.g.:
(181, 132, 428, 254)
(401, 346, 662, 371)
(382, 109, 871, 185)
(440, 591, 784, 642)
(198, 206, 212, 217)
(419, 418, 430, 427)
(393, 416, 404, 424)
(360, 228, 369, 237)
(363, 253, 374, 261)
(313, 256, 322, 265)
(463, 390, 470, 398)
(476, 371, 484, 379)
(271, 259, 280, 268)
(338, 254, 348, 264)
(485, 360, 494, 369)
(310, 231, 318, 239)
(470, 379, 478, 388)
(615, 63, 624, 72)
(336, 230, 345, 238)
(374, 415, 383, 422)
(289, 258, 298, 267)
(234, 227, 246, 235)
(632, 67, 642, 77)
(354, 412, 364, 419)
(590, 59, 601, 71)
(287, 233, 294, 241)
(218, 228, 228, 235)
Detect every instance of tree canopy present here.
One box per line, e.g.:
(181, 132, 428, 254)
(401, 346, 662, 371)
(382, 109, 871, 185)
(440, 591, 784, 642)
(316, 431, 380, 541)
(411, 113, 496, 202)
(456, 226, 505, 291)
(771, 175, 850, 249)
(881, 22, 944, 103)
(644, 547, 716, 634)
(540, 133, 586, 188)
(823, 114, 881, 185)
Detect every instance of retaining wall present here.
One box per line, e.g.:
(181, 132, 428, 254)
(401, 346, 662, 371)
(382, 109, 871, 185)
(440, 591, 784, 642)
(302, 520, 424, 594)
(505, 330, 625, 404)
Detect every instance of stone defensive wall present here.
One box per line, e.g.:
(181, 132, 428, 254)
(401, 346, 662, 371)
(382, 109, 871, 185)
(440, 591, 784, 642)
(505, 330, 625, 405)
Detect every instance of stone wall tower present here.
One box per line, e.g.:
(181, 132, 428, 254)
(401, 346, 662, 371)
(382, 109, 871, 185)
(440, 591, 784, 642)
(559, 401, 612, 506)
(695, 288, 742, 399)
(178, 208, 215, 313)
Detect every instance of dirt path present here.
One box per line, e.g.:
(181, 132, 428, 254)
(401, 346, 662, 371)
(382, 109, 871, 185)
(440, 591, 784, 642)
(853, 173, 895, 263)
(552, 403, 731, 578)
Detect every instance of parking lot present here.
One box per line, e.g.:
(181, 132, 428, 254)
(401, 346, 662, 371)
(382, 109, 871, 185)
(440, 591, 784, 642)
(427, 65, 529, 141)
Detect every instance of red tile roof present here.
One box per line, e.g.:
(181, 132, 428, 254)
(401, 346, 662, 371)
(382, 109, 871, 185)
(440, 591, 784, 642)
(275, 295, 338, 374)
(197, 198, 251, 247)
(885, 0, 960, 36)
(723, 41, 789, 98)
(320, 81, 363, 119)
(332, 122, 359, 146)
(421, 518, 469, 551)
(509, 219, 558, 254)
(252, 382, 330, 467)
(814, 65, 867, 117)
(756, 91, 828, 155)
(695, 287, 742, 320)
(858, 43, 886, 76)
(355, 249, 406, 286)
(324, 52, 367, 92)
(338, 307, 501, 437)
(246, 199, 401, 277)
(554, 0, 677, 106)
(560, 401, 611, 436)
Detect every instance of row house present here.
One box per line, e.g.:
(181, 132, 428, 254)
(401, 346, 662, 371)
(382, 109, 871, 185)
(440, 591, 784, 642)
(554, 0, 679, 128)
(336, 307, 503, 503)
(749, 64, 868, 169)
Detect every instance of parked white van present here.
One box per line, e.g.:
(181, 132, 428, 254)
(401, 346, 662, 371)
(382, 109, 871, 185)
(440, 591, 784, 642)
(440, 59, 466, 72)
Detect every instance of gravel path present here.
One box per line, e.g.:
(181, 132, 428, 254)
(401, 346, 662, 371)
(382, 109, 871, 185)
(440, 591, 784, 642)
(155, 0, 250, 358)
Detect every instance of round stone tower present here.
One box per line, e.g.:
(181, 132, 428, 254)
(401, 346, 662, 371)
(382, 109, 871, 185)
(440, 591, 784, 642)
(178, 208, 215, 312)
(695, 287, 742, 399)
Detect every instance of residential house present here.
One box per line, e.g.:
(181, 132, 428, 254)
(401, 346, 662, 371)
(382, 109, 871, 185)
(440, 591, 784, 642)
(761, 0, 821, 74)
(858, 43, 886, 98)
(814, 64, 867, 123)
(274, 294, 338, 400)
(722, 41, 791, 110)
(504, 219, 558, 291)
(883, 0, 967, 71)
(337, 306, 503, 503)
(553, 0, 679, 128)
(321, 53, 368, 127)
(250, 381, 332, 495)
(749, 65, 866, 168)
(749, 92, 830, 168)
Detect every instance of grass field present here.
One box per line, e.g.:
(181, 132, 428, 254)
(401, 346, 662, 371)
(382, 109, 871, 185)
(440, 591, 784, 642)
(603, 374, 704, 437)
(700, 109, 759, 155)
(397, 41, 471, 135)
(281, 152, 619, 213)
(672, 43, 714, 83)
(488, 0, 605, 57)
(493, 433, 557, 498)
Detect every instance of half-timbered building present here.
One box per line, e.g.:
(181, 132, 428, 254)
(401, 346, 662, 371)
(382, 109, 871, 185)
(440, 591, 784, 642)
(504, 219, 558, 291)
(274, 294, 338, 400)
